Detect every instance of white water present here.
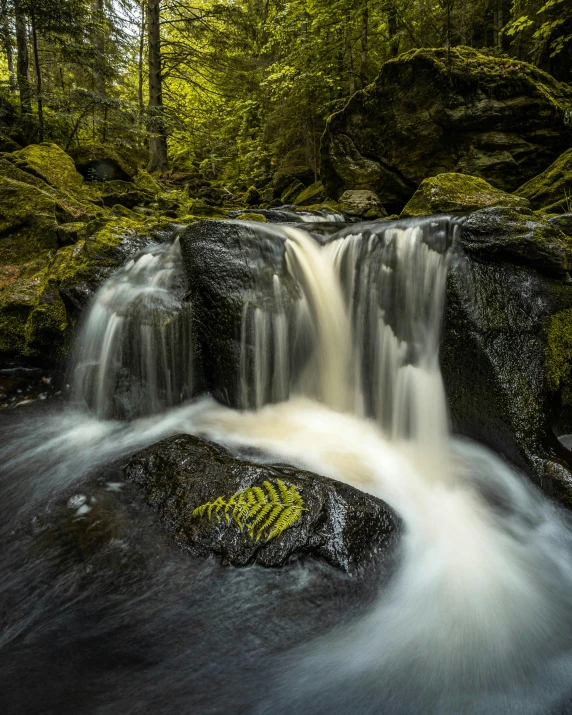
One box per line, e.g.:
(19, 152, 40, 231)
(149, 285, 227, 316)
(7, 215, 572, 712)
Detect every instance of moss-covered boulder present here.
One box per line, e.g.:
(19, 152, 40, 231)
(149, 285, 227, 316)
(6, 143, 84, 194)
(99, 180, 155, 209)
(516, 148, 572, 213)
(321, 47, 572, 213)
(281, 180, 303, 204)
(294, 181, 327, 206)
(243, 186, 261, 206)
(441, 207, 572, 506)
(134, 168, 162, 195)
(272, 165, 314, 197)
(234, 212, 268, 222)
(401, 173, 530, 217)
(0, 177, 60, 264)
(70, 143, 136, 182)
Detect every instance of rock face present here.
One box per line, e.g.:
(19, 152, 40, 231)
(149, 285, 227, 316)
(401, 173, 530, 217)
(339, 189, 387, 218)
(441, 207, 572, 506)
(516, 148, 572, 213)
(5, 142, 84, 194)
(179, 220, 299, 405)
(124, 433, 400, 571)
(321, 48, 572, 213)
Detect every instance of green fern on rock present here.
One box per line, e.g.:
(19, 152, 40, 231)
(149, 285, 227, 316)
(192, 479, 306, 542)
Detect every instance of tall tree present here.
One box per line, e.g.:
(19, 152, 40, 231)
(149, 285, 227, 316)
(14, 0, 32, 120)
(147, 0, 168, 171)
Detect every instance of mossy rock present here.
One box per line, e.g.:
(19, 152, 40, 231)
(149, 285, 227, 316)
(70, 143, 136, 182)
(338, 189, 387, 218)
(0, 132, 21, 153)
(401, 173, 530, 217)
(272, 165, 314, 196)
(294, 181, 327, 206)
(516, 148, 572, 213)
(0, 176, 60, 264)
(99, 180, 155, 209)
(243, 186, 261, 206)
(321, 47, 572, 213)
(281, 179, 304, 204)
(234, 213, 268, 222)
(7, 143, 84, 194)
(134, 168, 162, 195)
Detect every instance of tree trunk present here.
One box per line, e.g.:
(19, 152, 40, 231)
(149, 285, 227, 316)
(138, 0, 146, 135)
(147, 0, 168, 172)
(14, 0, 32, 117)
(360, 2, 368, 84)
(346, 11, 355, 95)
(91, 0, 105, 92)
(384, 2, 399, 58)
(1, 0, 16, 91)
(30, 14, 43, 142)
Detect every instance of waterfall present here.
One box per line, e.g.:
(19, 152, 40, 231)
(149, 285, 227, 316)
(70, 238, 193, 419)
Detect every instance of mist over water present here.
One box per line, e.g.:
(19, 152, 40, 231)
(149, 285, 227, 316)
(2, 215, 572, 714)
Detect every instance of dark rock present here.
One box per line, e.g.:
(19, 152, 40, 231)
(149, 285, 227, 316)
(99, 180, 155, 209)
(516, 148, 572, 213)
(56, 222, 84, 246)
(244, 186, 261, 206)
(179, 219, 299, 405)
(549, 214, 572, 238)
(272, 165, 314, 196)
(441, 208, 572, 506)
(457, 207, 572, 276)
(124, 433, 400, 572)
(70, 143, 136, 182)
(321, 47, 572, 213)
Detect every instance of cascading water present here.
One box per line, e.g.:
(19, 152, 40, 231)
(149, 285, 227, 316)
(71, 237, 193, 419)
(2, 212, 572, 714)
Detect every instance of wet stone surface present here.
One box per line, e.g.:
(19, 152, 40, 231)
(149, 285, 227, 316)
(124, 433, 400, 573)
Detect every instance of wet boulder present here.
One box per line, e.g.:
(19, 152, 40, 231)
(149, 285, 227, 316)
(441, 207, 572, 506)
(179, 219, 300, 406)
(321, 47, 572, 213)
(401, 173, 529, 217)
(516, 148, 572, 213)
(124, 433, 400, 572)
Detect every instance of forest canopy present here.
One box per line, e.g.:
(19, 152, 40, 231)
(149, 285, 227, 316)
(0, 0, 570, 192)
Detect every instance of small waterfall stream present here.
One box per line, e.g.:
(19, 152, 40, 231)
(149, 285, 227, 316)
(2, 214, 572, 714)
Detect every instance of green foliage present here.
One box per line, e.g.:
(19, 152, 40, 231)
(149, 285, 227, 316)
(192, 479, 306, 542)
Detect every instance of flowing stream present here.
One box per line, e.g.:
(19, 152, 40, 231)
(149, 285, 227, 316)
(1, 215, 572, 714)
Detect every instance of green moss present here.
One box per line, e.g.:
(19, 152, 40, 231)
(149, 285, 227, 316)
(134, 168, 162, 195)
(401, 172, 530, 217)
(8, 143, 84, 194)
(0, 176, 60, 264)
(294, 181, 326, 206)
(545, 309, 572, 391)
(234, 212, 268, 222)
(516, 148, 572, 213)
(70, 142, 137, 179)
(281, 180, 303, 203)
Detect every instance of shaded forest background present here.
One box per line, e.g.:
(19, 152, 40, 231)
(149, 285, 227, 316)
(0, 0, 570, 193)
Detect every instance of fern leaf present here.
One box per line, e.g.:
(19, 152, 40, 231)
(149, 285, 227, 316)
(257, 503, 284, 541)
(277, 479, 294, 506)
(248, 502, 273, 536)
(224, 493, 237, 524)
(263, 480, 279, 503)
(266, 505, 304, 541)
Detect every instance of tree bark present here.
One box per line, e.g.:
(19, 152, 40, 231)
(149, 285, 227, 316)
(138, 0, 146, 140)
(1, 0, 16, 91)
(30, 13, 43, 142)
(14, 0, 32, 117)
(147, 0, 168, 171)
(360, 1, 368, 84)
(383, 2, 399, 58)
(345, 11, 355, 95)
(91, 0, 105, 93)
